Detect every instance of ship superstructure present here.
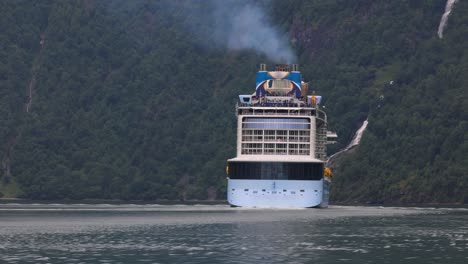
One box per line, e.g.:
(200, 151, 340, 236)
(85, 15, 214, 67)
(226, 64, 336, 208)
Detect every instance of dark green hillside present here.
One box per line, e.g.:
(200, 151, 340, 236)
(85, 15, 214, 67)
(1, 0, 466, 203)
(268, 0, 467, 204)
(1, 0, 262, 200)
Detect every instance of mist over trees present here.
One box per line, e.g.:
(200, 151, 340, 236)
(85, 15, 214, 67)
(0, 0, 466, 203)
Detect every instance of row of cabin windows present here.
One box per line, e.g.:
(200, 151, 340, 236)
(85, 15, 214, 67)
(242, 130, 310, 136)
(228, 162, 323, 180)
(241, 143, 310, 155)
(242, 129, 310, 143)
(242, 118, 310, 130)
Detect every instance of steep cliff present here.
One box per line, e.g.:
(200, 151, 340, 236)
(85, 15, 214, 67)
(1, 0, 466, 203)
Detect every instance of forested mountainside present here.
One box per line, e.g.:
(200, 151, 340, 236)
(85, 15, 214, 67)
(1, 0, 466, 203)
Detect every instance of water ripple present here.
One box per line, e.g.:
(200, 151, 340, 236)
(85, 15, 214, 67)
(0, 205, 466, 263)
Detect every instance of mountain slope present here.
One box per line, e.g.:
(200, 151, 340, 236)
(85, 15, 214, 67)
(0, 0, 466, 203)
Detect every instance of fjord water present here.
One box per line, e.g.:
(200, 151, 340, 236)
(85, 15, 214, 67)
(0, 204, 466, 264)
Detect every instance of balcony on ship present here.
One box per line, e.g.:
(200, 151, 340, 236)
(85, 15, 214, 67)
(236, 102, 327, 122)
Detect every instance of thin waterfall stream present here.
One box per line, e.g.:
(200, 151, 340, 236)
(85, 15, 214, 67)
(327, 119, 368, 165)
(438, 0, 459, 38)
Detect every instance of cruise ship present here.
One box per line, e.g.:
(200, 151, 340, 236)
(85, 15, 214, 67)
(226, 64, 337, 208)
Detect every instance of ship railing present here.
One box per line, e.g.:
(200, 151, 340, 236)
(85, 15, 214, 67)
(237, 102, 314, 108)
(237, 103, 327, 122)
(238, 110, 314, 117)
(317, 109, 327, 122)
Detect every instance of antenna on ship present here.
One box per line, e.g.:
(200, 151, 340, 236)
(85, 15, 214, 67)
(292, 64, 299, 72)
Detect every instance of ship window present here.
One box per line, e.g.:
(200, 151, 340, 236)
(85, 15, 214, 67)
(243, 118, 310, 129)
(241, 143, 263, 154)
(264, 142, 275, 154)
(228, 162, 323, 181)
(288, 144, 299, 155)
(241, 128, 310, 155)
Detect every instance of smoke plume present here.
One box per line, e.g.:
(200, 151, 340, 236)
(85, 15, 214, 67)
(179, 0, 296, 63)
(111, 0, 297, 63)
(216, 1, 296, 63)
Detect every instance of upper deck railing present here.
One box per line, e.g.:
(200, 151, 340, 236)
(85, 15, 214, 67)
(236, 102, 327, 122)
(238, 102, 310, 108)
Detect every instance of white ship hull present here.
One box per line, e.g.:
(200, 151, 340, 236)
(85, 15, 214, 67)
(226, 63, 335, 209)
(228, 179, 328, 208)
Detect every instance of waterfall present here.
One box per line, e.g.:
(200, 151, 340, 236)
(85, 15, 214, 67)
(327, 119, 368, 164)
(347, 119, 368, 149)
(438, 0, 458, 39)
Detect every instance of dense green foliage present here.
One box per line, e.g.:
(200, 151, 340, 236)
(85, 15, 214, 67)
(0, 0, 466, 203)
(283, 0, 468, 204)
